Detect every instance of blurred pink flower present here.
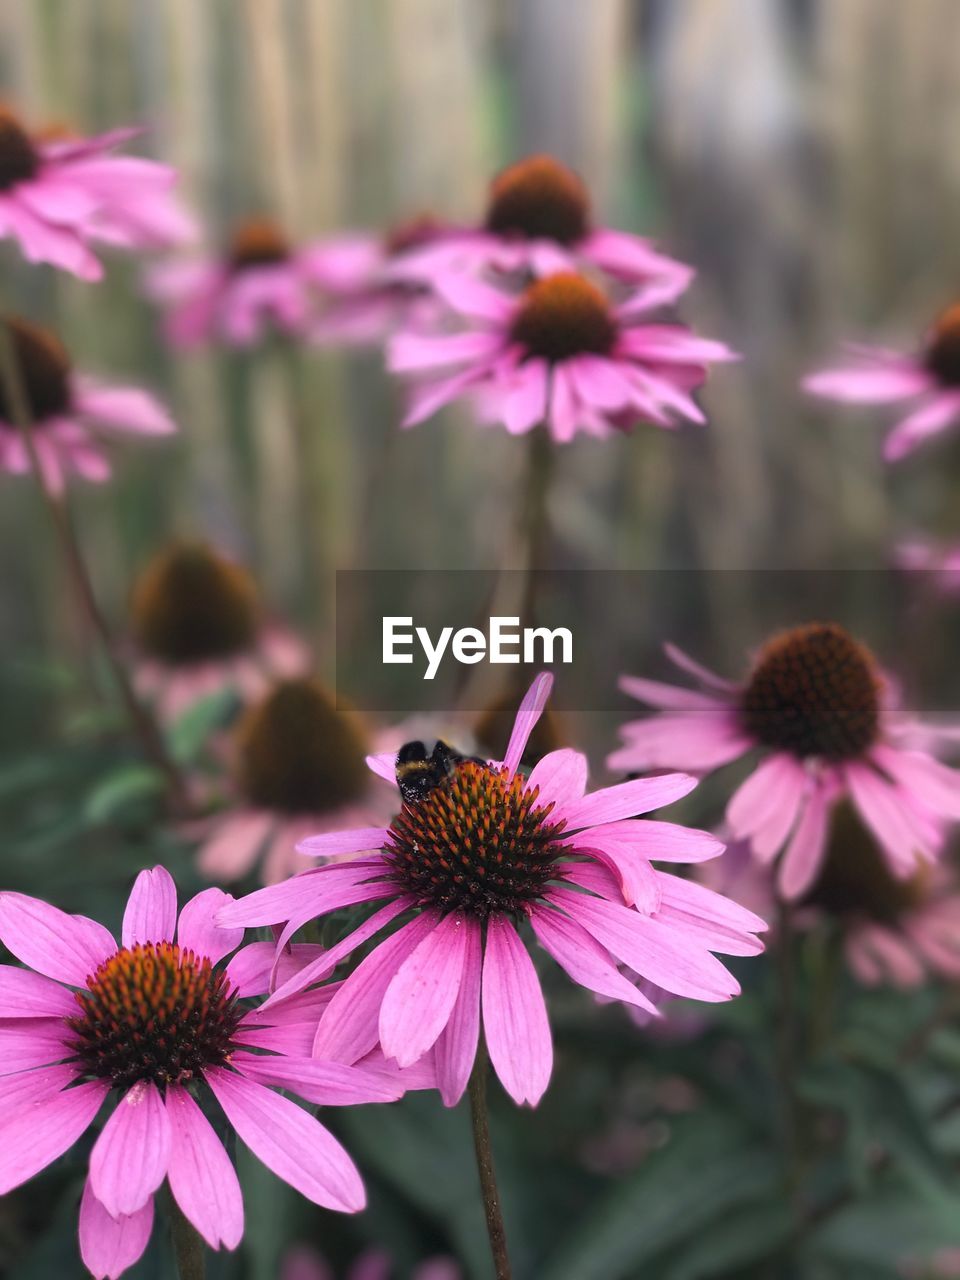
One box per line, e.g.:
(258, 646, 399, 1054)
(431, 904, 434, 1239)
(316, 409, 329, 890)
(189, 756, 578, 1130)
(148, 215, 346, 348)
(0, 867, 405, 1280)
(803, 306, 960, 461)
(0, 111, 193, 280)
(0, 315, 175, 492)
(218, 674, 765, 1108)
(896, 538, 960, 592)
(197, 678, 394, 886)
(387, 271, 737, 441)
(281, 1244, 461, 1280)
(130, 541, 308, 724)
(389, 154, 693, 291)
(610, 624, 960, 900)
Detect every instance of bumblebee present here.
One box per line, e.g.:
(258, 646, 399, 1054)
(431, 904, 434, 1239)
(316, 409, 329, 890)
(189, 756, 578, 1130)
(395, 739, 481, 803)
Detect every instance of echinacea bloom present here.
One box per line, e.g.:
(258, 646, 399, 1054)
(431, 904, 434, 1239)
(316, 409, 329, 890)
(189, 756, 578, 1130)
(198, 677, 392, 885)
(218, 674, 766, 1108)
(282, 1244, 461, 1280)
(131, 540, 307, 722)
(0, 867, 405, 1279)
(389, 154, 693, 293)
(803, 305, 960, 461)
(0, 109, 193, 280)
(387, 271, 737, 440)
(0, 315, 175, 492)
(610, 624, 960, 900)
(148, 215, 344, 348)
(896, 539, 960, 592)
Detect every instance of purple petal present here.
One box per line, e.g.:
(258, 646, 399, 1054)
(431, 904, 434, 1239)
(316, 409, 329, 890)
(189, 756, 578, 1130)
(166, 1084, 243, 1250)
(530, 904, 660, 1015)
(525, 749, 588, 811)
(122, 866, 177, 949)
(727, 754, 807, 853)
(0, 1020, 74, 1073)
(618, 673, 729, 712)
(388, 329, 502, 373)
(502, 672, 554, 776)
(225, 941, 326, 998)
(79, 1179, 154, 1280)
(0, 967, 78, 1018)
(884, 393, 960, 460)
(0, 1078, 107, 1194)
(431, 273, 513, 322)
(580, 819, 724, 864)
(778, 787, 830, 899)
(560, 773, 698, 829)
(75, 382, 177, 436)
(803, 362, 931, 403)
(297, 827, 391, 858)
(177, 888, 244, 964)
(89, 1080, 171, 1218)
(233, 1053, 404, 1105)
(481, 918, 552, 1106)
(0, 893, 116, 987)
(380, 915, 470, 1067)
(216, 862, 388, 928)
(434, 917, 482, 1107)
(206, 1068, 365, 1213)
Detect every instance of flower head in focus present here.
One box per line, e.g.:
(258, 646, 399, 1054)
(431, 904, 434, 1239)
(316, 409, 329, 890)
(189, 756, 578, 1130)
(803, 305, 960, 461)
(0, 109, 193, 279)
(0, 867, 403, 1279)
(218, 674, 765, 1109)
(148, 214, 352, 348)
(197, 677, 394, 885)
(387, 271, 737, 441)
(0, 315, 176, 491)
(610, 624, 960, 899)
(130, 540, 308, 723)
(389, 154, 693, 292)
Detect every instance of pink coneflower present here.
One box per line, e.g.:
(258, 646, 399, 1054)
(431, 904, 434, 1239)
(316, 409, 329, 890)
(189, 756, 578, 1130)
(130, 540, 308, 723)
(0, 866, 403, 1279)
(803, 305, 960, 461)
(895, 538, 960, 592)
(148, 215, 345, 348)
(217, 674, 766, 1108)
(387, 271, 737, 440)
(389, 154, 693, 292)
(0, 315, 175, 491)
(282, 1244, 460, 1280)
(197, 678, 392, 885)
(0, 110, 193, 280)
(610, 624, 960, 900)
(309, 215, 452, 345)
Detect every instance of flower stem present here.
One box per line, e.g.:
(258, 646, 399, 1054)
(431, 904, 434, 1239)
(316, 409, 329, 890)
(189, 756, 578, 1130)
(0, 322, 189, 813)
(166, 1191, 206, 1280)
(519, 424, 553, 629)
(468, 1038, 513, 1280)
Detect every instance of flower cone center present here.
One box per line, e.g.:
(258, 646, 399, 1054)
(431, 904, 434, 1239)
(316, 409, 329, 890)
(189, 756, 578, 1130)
(236, 678, 369, 814)
(0, 110, 38, 191)
(0, 317, 72, 424)
(740, 623, 880, 762)
(925, 304, 960, 386)
(511, 272, 616, 362)
(385, 759, 567, 919)
(486, 154, 590, 246)
(132, 541, 261, 665)
(228, 217, 290, 270)
(803, 803, 927, 922)
(67, 942, 242, 1090)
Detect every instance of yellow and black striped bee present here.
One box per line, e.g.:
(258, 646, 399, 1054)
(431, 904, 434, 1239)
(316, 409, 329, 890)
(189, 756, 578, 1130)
(395, 739, 481, 804)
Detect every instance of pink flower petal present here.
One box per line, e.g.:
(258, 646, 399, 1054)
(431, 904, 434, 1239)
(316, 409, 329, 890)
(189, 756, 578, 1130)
(525, 748, 589, 811)
(165, 1084, 243, 1250)
(121, 866, 177, 948)
(502, 359, 549, 434)
(297, 827, 391, 858)
(503, 672, 554, 776)
(233, 1053, 404, 1105)
(727, 754, 807, 854)
(560, 772, 698, 829)
(177, 888, 244, 964)
(388, 329, 502, 373)
(0, 1020, 75, 1072)
(530, 904, 660, 1016)
(90, 1080, 171, 1218)
(803, 362, 931, 403)
(434, 916, 482, 1107)
(608, 714, 752, 773)
(364, 754, 397, 785)
(619, 673, 731, 712)
(225, 941, 326, 998)
(844, 762, 935, 874)
(79, 1179, 154, 1280)
(432, 273, 513, 322)
(481, 917, 552, 1106)
(580, 819, 724, 864)
(0, 967, 79, 1018)
(75, 382, 177, 436)
(206, 1067, 365, 1213)
(197, 810, 273, 881)
(574, 841, 661, 911)
(380, 914, 471, 1067)
(0, 1077, 107, 1194)
(0, 892, 116, 987)
(883, 392, 960, 461)
(664, 642, 740, 692)
(216, 862, 387, 928)
(778, 786, 830, 899)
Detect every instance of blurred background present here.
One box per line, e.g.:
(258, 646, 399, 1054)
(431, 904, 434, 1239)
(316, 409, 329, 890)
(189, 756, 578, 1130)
(5, 2, 960, 1277)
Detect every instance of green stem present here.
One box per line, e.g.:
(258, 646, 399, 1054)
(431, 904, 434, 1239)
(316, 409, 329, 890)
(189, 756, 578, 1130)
(468, 1039, 513, 1280)
(166, 1192, 205, 1280)
(0, 320, 189, 813)
(519, 424, 553, 631)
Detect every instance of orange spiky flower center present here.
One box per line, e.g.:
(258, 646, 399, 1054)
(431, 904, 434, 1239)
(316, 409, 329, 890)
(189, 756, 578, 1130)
(228, 216, 291, 270)
(0, 316, 72, 424)
(486, 154, 590, 246)
(511, 272, 616, 362)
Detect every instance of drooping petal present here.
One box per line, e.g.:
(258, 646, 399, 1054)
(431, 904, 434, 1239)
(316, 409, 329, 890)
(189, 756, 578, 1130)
(89, 1080, 171, 1218)
(530, 905, 660, 1015)
(727, 754, 808, 855)
(79, 1179, 154, 1280)
(165, 1084, 243, 1251)
(121, 866, 177, 948)
(0, 1078, 107, 1194)
(434, 917, 482, 1107)
(481, 917, 552, 1106)
(380, 914, 470, 1067)
(872, 744, 960, 820)
(0, 893, 116, 987)
(608, 715, 752, 773)
(233, 1053, 404, 1105)
(778, 786, 830, 899)
(206, 1068, 365, 1213)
